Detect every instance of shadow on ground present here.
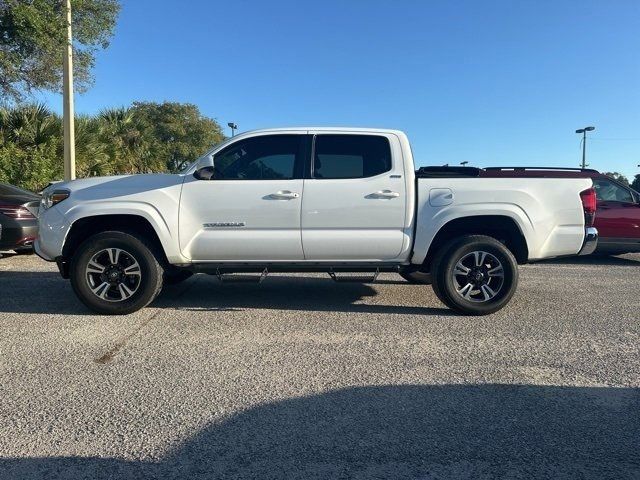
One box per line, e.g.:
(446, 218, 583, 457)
(1, 384, 638, 479)
(155, 275, 452, 316)
(0, 271, 88, 315)
(0, 271, 452, 316)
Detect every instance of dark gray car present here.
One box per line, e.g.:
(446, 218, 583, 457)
(0, 183, 39, 253)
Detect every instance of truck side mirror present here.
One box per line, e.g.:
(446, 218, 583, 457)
(194, 166, 215, 180)
(193, 154, 215, 180)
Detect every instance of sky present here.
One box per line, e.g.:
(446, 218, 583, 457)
(39, 0, 640, 179)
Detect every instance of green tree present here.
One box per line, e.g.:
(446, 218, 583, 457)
(0, 0, 120, 102)
(75, 114, 110, 177)
(603, 172, 629, 185)
(0, 103, 62, 190)
(0, 101, 224, 190)
(0, 102, 60, 147)
(98, 106, 147, 173)
(131, 102, 225, 172)
(631, 174, 640, 192)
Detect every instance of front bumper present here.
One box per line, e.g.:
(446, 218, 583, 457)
(0, 216, 38, 250)
(33, 205, 70, 261)
(578, 227, 598, 255)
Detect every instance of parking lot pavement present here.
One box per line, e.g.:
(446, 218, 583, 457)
(0, 252, 638, 479)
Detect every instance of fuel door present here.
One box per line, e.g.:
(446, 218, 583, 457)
(429, 188, 454, 207)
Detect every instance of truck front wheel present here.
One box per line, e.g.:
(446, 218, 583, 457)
(69, 231, 164, 315)
(431, 235, 518, 315)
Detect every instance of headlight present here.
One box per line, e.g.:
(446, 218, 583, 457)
(40, 189, 70, 211)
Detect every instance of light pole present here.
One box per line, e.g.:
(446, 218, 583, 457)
(575, 126, 595, 169)
(62, 0, 75, 181)
(460, 161, 469, 166)
(227, 122, 238, 137)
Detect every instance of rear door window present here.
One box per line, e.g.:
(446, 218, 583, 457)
(313, 135, 392, 179)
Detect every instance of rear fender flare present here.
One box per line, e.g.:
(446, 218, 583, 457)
(411, 204, 533, 265)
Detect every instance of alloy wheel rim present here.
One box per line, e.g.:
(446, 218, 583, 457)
(451, 250, 505, 303)
(85, 248, 142, 302)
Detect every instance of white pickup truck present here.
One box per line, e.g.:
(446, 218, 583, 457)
(35, 128, 598, 316)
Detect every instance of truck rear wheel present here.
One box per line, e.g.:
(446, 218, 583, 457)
(69, 231, 164, 315)
(431, 235, 518, 315)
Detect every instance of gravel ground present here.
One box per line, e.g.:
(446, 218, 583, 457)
(0, 252, 638, 479)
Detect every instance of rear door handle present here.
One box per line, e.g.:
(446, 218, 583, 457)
(268, 190, 300, 200)
(368, 190, 400, 199)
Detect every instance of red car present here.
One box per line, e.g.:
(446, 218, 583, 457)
(482, 167, 640, 255)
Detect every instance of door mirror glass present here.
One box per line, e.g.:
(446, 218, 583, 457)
(194, 166, 215, 180)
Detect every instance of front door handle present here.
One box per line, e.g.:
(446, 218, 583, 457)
(268, 190, 300, 200)
(367, 190, 400, 199)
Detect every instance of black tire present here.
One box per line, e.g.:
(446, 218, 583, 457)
(431, 235, 518, 315)
(399, 270, 432, 284)
(13, 247, 34, 255)
(70, 231, 164, 315)
(163, 269, 194, 285)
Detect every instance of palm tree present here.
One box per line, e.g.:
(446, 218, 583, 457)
(0, 103, 60, 148)
(98, 107, 146, 174)
(75, 115, 111, 177)
(0, 104, 62, 191)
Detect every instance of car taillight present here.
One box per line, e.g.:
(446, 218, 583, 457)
(0, 205, 36, 220)
(580, 188, 597, 227)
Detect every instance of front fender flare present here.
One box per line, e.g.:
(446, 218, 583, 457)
(63, 201, 187, 264)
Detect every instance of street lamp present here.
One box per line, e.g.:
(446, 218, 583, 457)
(460, 161, 469, 166)
(575, 126, 595, 169)
(227, 122, 238, 137)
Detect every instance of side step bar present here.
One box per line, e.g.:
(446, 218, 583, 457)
(192, 262, 403, 274)
(212, 267, 384, 284)
(328, 269, 380, 283)
(215, 268, 269, 284)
